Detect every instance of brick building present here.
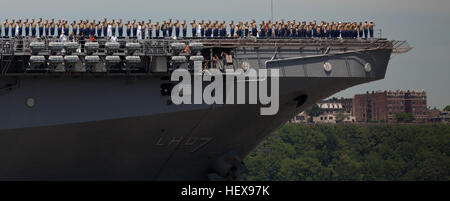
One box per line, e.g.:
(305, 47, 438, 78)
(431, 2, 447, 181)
(353, 91, 388, 122)
(352, 90, 428, 123)
(387, 90, 428, 123)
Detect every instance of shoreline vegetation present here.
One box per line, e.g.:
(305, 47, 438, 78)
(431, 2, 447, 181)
(243, 123, 450, 181)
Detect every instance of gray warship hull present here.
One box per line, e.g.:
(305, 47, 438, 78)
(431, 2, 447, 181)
(0, 38, 396, 180)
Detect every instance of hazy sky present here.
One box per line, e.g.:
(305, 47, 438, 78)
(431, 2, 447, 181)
(1, 0, 449, 109)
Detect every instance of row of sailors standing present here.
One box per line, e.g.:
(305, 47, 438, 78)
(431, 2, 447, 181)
(187, 20, 374, 39)
(0, 18, 129, 38)
(0, 18, 186, 39)
(0, 19, 375, 39)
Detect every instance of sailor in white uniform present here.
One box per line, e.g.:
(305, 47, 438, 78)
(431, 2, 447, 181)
(196, 24, 201, 38)
(107, 23, 113, 40)
(137, 23, 142, 40)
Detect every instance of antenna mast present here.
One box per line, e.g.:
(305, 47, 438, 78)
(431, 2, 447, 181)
(270, 0, 274, 21)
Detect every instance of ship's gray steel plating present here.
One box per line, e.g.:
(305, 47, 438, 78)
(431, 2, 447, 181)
(0, 37, 407, 180)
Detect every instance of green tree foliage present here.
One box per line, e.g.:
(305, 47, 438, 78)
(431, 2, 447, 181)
(242, 124, 450, 181)
(444, 105, 450, 112)
(395, 112, 415, 123)
(305, 104, 323, 122)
